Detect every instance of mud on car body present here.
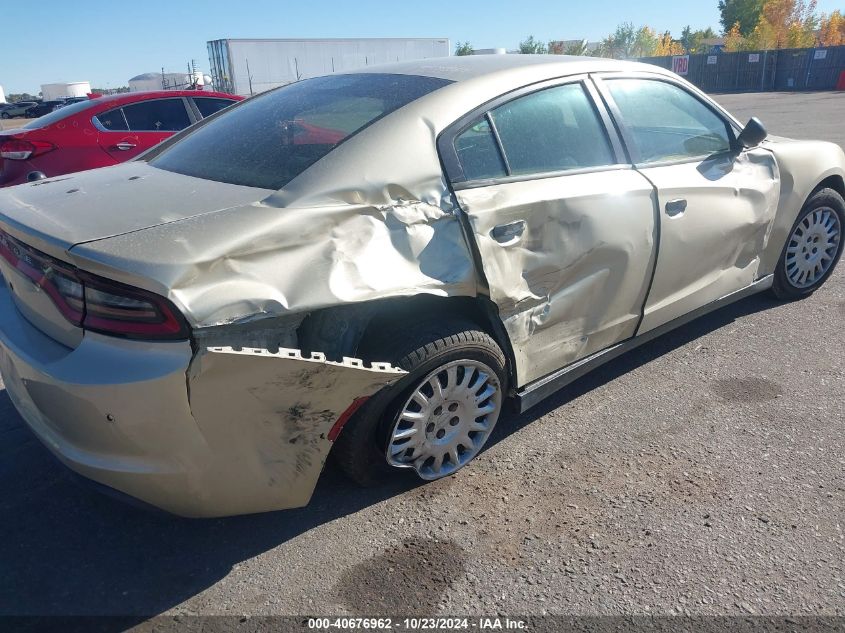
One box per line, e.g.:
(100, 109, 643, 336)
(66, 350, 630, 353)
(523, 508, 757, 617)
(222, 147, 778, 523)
(0, 56, 842, 517)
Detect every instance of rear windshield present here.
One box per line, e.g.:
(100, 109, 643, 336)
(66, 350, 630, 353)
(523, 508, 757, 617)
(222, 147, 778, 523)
(148, 73, 452, 190)
(23, 99, 97, 128)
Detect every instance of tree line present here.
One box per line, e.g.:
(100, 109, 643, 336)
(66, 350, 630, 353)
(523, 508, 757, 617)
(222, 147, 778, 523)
(455, 0, 845, 58)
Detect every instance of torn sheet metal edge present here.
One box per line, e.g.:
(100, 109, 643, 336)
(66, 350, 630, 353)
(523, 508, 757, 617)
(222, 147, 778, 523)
(202, 346, 406, 374)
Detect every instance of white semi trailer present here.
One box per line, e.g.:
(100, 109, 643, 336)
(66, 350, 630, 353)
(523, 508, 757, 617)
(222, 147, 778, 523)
(207, 37, 450, 96)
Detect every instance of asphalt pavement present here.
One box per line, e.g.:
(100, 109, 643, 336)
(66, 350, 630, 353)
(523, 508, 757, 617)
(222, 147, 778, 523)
(0, 91, 842, 620)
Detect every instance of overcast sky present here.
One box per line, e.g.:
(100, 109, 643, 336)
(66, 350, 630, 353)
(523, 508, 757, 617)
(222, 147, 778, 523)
(1, 0, 842, 94)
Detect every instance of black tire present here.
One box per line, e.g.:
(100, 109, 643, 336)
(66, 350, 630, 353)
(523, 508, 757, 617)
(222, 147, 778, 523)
(332, 318, 508, 486)
(772, 187, 844, 300)
(0, 112, 9, 120)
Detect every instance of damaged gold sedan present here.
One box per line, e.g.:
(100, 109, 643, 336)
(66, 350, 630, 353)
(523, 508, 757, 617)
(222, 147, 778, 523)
(0, 56, 843, 517)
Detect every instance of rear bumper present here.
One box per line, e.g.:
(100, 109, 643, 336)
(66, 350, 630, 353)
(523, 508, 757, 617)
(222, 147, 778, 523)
(0, 278, 404, 517)
(0, 276, 215, 516)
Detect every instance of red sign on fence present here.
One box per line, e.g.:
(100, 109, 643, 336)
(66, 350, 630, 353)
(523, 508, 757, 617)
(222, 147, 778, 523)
(672, 55, 690, 76)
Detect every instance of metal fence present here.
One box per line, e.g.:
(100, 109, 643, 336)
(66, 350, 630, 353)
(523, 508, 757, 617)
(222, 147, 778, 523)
(635, 46, 845, 92)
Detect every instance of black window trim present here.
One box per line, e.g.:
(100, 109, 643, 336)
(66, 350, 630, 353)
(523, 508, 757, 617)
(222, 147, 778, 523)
(590, 72, 742, 169)
(91, 96, 197, 133)
(438, 74, 630, 191)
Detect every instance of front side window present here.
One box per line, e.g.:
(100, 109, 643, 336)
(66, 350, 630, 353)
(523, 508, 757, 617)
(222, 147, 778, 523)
(122, 99, 191, 132)
(489, 83, 615, 177)
(150, 73, 452, 190)
(605, 79, 733, 163)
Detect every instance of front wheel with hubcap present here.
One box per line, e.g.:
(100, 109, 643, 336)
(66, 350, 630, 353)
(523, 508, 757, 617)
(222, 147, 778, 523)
(332, 319, 508, 486)
(773, 187, 844, 300)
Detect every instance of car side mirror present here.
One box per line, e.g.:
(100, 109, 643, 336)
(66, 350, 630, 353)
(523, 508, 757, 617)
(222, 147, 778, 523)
(737, 117, 767, 149)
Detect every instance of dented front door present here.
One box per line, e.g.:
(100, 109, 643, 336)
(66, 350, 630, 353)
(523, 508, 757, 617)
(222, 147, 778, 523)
(593, 75, 780, 334)
(635, 149, 780, 333)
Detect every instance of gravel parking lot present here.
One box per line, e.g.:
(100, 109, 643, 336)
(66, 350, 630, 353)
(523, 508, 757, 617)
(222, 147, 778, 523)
(0, 118, 30, 130)
(0, 91, 843, 621)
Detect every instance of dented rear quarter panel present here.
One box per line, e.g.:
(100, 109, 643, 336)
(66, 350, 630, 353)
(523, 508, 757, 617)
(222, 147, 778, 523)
(67, 95, 487, 329)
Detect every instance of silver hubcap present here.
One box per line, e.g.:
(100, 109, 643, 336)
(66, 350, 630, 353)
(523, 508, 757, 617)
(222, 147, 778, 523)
(386, 359, 502, 480)
(785, 207, 841, 289)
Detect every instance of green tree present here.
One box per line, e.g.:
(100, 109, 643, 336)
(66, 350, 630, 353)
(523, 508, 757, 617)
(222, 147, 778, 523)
(632, 26, 659, 57)
(454, 41, 474, 56)
(719, 0, 766, 36)
(594, 22, 630, 58)
(563, 39, 590, 55)
(549, 39, 590, 55)
(518, 35, 548, 54)
(680, 25, 718, 52)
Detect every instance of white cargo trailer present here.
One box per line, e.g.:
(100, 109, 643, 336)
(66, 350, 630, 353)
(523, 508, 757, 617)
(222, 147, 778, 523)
(207, 37, 450, 96)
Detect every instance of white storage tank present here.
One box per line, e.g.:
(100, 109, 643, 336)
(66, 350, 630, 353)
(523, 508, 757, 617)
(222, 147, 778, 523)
(207, 37, 450, 96)
(128, 72, 190, 92)
(41, 82, 91, 101)
(0, 85, 6, 104)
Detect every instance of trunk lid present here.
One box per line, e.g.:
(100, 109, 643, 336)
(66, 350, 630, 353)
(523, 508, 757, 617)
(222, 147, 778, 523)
(0, 162, 272, 347)
(0, 161, 273, 259)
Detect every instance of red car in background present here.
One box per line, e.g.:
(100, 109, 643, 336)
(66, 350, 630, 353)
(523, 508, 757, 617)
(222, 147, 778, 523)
(0, 90, 242, 187)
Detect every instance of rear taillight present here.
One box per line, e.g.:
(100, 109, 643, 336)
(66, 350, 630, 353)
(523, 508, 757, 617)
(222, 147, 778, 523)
(0, 139, 56, 160)
(80, 274, 188, 339)
(0, 229, 188, 340)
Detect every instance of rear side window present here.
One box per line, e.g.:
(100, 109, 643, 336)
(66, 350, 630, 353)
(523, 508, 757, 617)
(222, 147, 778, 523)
(489, 83, 615, 176)
(605, 79, 732, 163)
(94, 107, 128, 131)
(150, 73, 452, 190)
(122, 99, 191, 132)
(193, 97, 236, 117)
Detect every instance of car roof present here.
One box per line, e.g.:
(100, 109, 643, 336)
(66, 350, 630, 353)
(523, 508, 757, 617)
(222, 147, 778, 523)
(87, 90, 240, 106)
(350, 54, 671, 83)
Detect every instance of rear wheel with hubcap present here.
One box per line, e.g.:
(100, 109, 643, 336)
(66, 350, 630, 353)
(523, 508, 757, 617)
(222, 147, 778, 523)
(333, 318, 507, 486)
(386, 358, 502, 480)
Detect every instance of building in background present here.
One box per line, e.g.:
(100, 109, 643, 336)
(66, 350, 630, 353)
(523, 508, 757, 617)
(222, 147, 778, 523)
(0, 85, 6, 104)
(207, 37, 450, 96)
(40, 82, 91, 101)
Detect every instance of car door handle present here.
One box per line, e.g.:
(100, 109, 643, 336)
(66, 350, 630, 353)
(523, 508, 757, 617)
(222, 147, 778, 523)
(665, 198, 687, 216)
(491, 220, 526, 244)
(114, 142, 137, 151)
